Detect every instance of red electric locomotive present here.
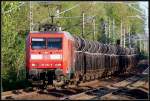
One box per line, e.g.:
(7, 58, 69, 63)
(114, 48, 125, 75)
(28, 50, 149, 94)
(25, 30, 75, 87)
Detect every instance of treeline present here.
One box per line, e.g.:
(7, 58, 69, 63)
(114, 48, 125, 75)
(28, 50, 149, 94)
(1, 1, 145, 91)
(2, 2, 30, 91)
(33, 2, 144, 44)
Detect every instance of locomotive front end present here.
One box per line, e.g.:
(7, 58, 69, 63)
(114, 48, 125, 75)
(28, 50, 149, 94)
(26, 31, 64, 86)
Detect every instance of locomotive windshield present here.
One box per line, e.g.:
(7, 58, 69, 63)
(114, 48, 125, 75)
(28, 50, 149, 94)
(31, 38, 62, 49)
(47, 38, 62, 49)
(31, 38, 46, 49)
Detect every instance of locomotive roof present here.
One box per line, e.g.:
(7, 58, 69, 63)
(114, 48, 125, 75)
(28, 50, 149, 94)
(30, 31, 64, 34)
(29, 31, 74, 40)
(63, 31, 74, 40)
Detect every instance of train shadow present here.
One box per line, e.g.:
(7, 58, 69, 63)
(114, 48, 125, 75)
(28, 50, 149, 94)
(112, 87, 148, 99)
(85, 86, 148, 100)
(98, 73, 137, 83)
(37, 86, 91, 97)
(22, 87, 35, 93)
(12, 90, 22, 95)
(85, 87, 112, 97)
(5, 96, 15, 100)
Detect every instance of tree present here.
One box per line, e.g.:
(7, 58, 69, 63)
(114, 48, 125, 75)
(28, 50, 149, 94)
(2, 1, 30, 91)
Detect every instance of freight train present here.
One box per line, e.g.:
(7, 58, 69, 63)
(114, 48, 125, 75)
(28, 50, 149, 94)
(25, 24, 139, 88)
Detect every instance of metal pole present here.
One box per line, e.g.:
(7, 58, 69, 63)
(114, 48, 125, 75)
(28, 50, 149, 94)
(82, 12, 85, 38)
(139, 39, 141, 52)
(30, 1, 33, 31)
(108, 17, 111, 44)
(105, 18, 107, 44)
(93, 17, 96, 40)
(51, 16, 54, 24)
(123, 27, 126, 48)
(144, 40, 146, 52)
(112, 18, 115, 44)
(129, 26, 131, 48)
(148, 40, 149, 54)
(109, 17, 111, 38)
(120, 18, 122, 46)
(106, 18, 108, 44)
(145, 40, 147, 53)
(110, 18, 112, 44)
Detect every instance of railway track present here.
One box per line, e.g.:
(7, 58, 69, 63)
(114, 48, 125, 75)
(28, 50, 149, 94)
(60, 74, 148, 100)
(65, 62, 148, 100)
(1, 75, 125, 100)
(2, 72, 148, 100)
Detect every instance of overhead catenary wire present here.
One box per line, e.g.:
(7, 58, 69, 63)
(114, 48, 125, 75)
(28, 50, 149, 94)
(33, 15, 96, 30)
(127, 4, 145, 15)
(40, 3, 80, 24)
(40, 2, 94, 25)
(62, 15, 96, 31)
(55, 3, 80, 16)
(34, 2, 98, 32)
(55, 16, 82, 19)
(3, 2, 26, 14)
(28, 1, 146, 50)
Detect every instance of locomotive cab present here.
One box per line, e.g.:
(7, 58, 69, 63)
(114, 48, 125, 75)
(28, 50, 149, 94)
(25, 30, 75, 87)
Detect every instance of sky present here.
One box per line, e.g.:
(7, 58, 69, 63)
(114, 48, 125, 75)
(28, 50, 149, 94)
(139, 1, 148, 34)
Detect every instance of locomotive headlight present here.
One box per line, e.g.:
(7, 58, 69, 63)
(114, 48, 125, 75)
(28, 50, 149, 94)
(32, 64, 36, 66)
(31, 54, 43, 59)
(32, 64, 38, 66)
(50, 54, 62, 60)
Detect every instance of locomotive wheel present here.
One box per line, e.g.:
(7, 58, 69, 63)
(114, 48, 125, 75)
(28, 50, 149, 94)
(53, 80, 64, 88)
(61, 82, 69, 89)
(92, 74, 94, 80)
(71, 80, 77, 85)
(86, 75, 90, 81)
(108, 71, 111, 76)
(89, 75, 91, 80)
(69, 79, 75, 85)
(98, 72, 101, 79)
(94, 74, 97, 79)
(97, 73, 99, 79)
(91, 75, 93, 80)
(75, 80, 80, 87)
(90, 75, 92, 81)
(87, 75, 90, 81)
(85, 75, 88, 81)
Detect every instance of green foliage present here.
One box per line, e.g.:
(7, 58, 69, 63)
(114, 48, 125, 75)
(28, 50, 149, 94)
(139, 50, 149, 60)
(2, 1, 30, 91)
